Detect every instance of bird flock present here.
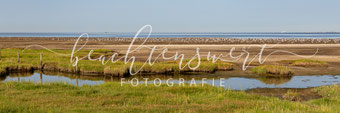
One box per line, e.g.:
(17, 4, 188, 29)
(3, 37, 340, 44)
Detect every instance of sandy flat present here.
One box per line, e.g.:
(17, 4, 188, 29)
(2, 37, 340, 75)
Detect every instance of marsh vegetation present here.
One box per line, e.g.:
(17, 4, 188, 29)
(0, 82, 339, 112)
(0, 49, 235, 77)
(251, 65, 294, 76)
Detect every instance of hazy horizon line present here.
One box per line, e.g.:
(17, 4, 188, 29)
(1, 32, 340, 34)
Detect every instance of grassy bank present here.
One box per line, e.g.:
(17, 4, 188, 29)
(290, 59, 328, 67)
(251, 65, 294, 76)
(0, 82, 339, 112)
(0, 49, 234, 76)
(279, 59, 328, 67)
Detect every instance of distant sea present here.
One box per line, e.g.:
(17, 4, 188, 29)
(1, 32, 340, 38)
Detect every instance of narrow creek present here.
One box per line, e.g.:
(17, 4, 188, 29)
(1, 71, 339, 90)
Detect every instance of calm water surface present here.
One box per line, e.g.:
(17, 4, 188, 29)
(1, 72, 339, 90)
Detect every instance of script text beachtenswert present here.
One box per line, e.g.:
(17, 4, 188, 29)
(24, 25, 319, 75)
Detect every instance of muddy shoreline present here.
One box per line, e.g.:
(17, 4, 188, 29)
(1, 37, 340, 76)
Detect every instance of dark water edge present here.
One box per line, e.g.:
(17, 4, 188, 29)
(2, 32, 340, 38)
(1, 71, 339, 90)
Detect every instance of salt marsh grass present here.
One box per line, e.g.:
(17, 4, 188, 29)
(0, 82, 339, 112)
(251, 65, 294, 76)
(290, 59, 328, 67)
(0, 49, 234, 76)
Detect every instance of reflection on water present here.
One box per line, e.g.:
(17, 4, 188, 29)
(1, 72, 339, 90)
(256, 77, 292, 85)
(1, 72, 106, 86)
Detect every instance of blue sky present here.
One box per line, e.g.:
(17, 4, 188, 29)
(1, 0, 340, 32)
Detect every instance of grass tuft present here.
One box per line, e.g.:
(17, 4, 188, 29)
(251, 65, 294, 76)
(283, 90, 302, 101)
(290, 59, 328, 67)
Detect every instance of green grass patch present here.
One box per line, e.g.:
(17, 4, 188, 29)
(0, 49, 235, 76)
(306, 84, 340, 111)
(251, 65, 294, 76)
(283, 90, 302, 101)
(280, 59, 328, 67)
(290, 59, 328, 67)
(0, 82, 339, 112)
